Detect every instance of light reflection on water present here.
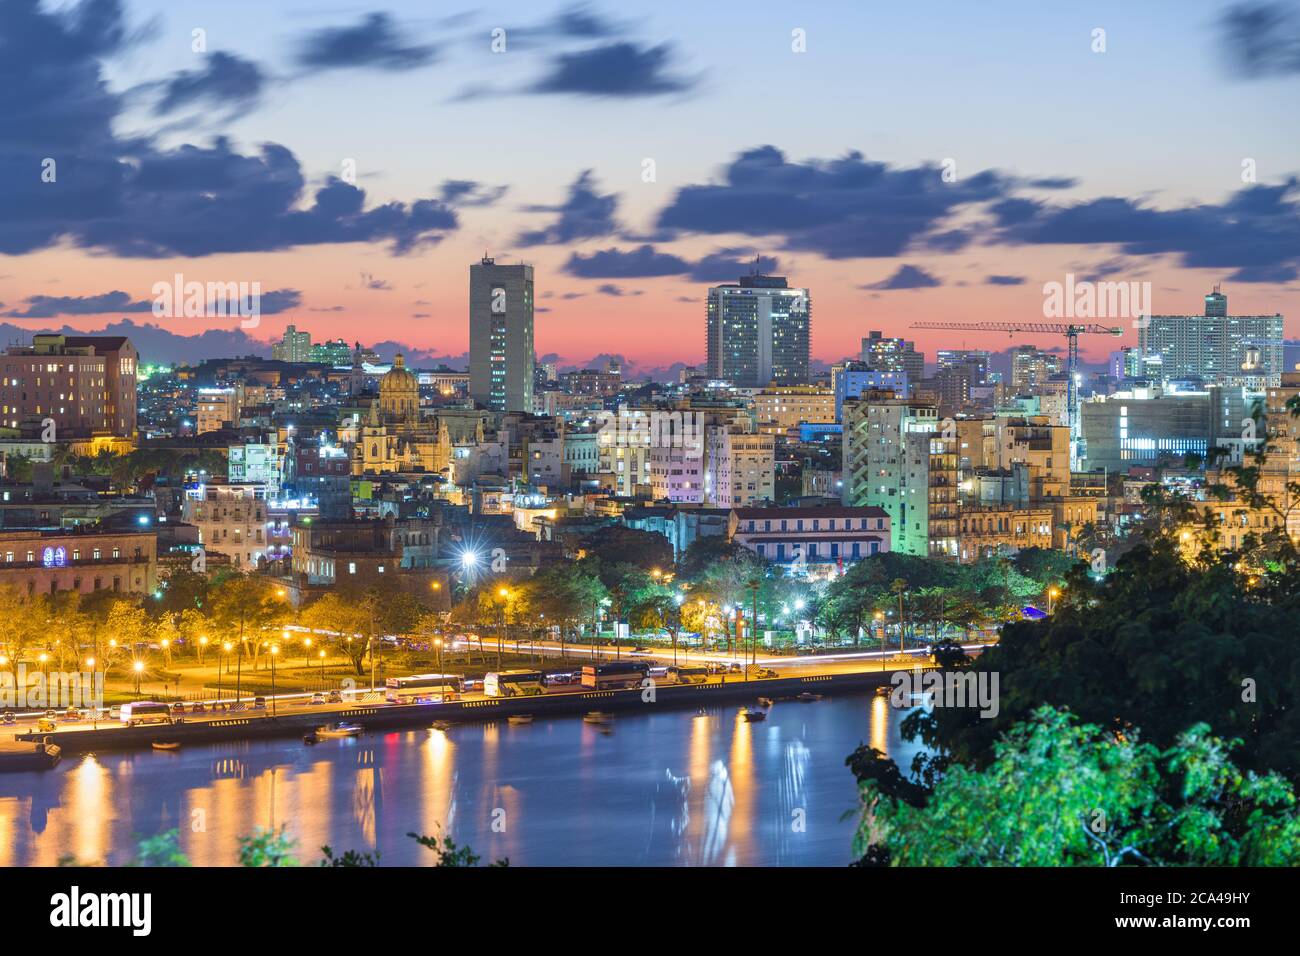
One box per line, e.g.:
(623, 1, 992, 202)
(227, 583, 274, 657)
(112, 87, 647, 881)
(0, 692, 921, 867)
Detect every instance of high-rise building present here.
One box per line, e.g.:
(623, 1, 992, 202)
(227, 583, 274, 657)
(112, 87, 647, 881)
(470, 256, 535, 413)
(309, 338, 353, 366)
(706, 273, 810, 386)
(1139, 286, 1284, 387)
(936, 349, 991, 385)
(1010, 345, 1063, 391)
(0, 334, 137, 437)
(841, 396, 956, 557)
(861, 331, 924, 386)
(271, 325, 312, 363)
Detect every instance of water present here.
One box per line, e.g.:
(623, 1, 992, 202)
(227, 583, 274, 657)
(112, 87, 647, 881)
(0, 692, 920, 866)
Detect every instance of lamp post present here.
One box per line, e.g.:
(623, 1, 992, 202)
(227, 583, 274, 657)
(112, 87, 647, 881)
(198, 635, 208, 665)
(1047, 587, 1060, 615)
(219, 642, 232, 705)
(132, 659, 144, 697)
(269, 644, 279, 717)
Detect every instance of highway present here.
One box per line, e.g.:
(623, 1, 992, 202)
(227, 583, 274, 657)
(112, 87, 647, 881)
(1, 640, 990, 742)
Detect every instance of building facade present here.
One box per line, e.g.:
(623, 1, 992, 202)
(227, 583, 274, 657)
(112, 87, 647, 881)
(706, 273, 810, 387)
(469, 256, 535, 413)
(0, 334, 137, 438)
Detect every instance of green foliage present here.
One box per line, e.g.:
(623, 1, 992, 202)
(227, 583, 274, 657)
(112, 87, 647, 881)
(238, 826, 300, 867)
(408, 830, 509, 867)
(906, 537, 1300, 780)
(856, 706, 1300, 866)
(320, 845, 380, 867)
(131, 829, 192, 867)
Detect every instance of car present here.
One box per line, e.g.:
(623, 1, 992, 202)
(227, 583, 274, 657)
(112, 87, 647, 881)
(37, 717, 58, 732)
(1, 711, 15, 725)
(754, 668, 778, 679)
(706, 662, 729, 675)
(630, 646, 650, 654)
(252, 697, 266, 710)
(327, 690, 342, 703)
(191, 702, 207, 714)
(728, 663, 742, 673)
(170, 702, 187, 716)
(63, 707, 83, 721)
(309, 693, 326, 705)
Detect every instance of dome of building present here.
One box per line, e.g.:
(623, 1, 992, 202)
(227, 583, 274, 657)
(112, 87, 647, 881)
(379, 352, 419, 420)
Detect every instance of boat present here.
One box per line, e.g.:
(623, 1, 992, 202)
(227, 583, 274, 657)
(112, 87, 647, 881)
(757, 697, 774, 708)
(507, 714, 534, 725)
(316, 722, 363, 738)
(796, 692, 824, 703)
(430, 720, 453, 732)
(693, 708, 709, 718)
(741, 708, 767, 722)
(151, 741, 182, 751)
(584, 711, 613, 725)
(303, 732, 319, 745)
(0, 740, 61, 772)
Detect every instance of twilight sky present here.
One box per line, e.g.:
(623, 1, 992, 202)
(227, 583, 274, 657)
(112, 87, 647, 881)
(1, 0, 1299, 374)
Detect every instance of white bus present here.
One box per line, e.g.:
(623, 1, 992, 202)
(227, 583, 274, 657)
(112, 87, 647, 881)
(385, 673, 464, 703)
(484, 670, 545, 697)
(120, 702, 174, 727)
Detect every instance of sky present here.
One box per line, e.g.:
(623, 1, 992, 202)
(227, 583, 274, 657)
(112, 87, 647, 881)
(1, 0, 1299, 375)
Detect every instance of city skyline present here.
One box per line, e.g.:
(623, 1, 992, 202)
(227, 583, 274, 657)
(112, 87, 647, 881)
(2, 0, 1298, 372)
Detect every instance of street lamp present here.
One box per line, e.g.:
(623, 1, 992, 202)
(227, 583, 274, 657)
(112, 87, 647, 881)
(220, 642, 233, 705)
(269, 645, 279, 716)
(133, 659, 144, 697)
(199, 635, 208, 664)
(1048, 587, 1060, 614)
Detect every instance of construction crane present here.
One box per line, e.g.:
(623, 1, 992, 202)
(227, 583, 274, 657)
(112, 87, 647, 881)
(910, 321, 1123, 467)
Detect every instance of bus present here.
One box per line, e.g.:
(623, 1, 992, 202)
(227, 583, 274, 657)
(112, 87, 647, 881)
(484, 670, 545, 697)
(385, 673, 464, 703)
(119, 702, 174, 727)
(667, 665, 710, 685)
(581, 660, 651, 690)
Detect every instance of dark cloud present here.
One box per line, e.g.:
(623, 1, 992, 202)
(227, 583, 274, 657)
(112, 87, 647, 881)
(560, 244, 779, 281)
(296, 12, 437, 72)
(596, 283, 641, 296)
(2, 290, 152, 318)
(516, 170, 619, 245)
(439, 180, 507, 207)
(564, 244, 689, 278)
(155, 52, 265, 115)
(656, 146, 1013, 259)
(992, 180, 1300, 282)
(243, 288, 301, 315)
(687, 249, 779, 282)
(1026, 176, 1080, 190)
(984, 274, 1026, 285)
(360, 272, 392, 291)
(862, 264, 942, 290)
(1219, 2, 1300, 77)
(0, 1, 460, 257)
(530, 41, 695, 97)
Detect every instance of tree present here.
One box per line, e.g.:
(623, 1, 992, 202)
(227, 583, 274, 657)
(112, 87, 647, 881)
(301, 593, 370, 675)
(905, 537, 1300, 781)
(578, 525, 673, 572)
(208, 575, 286, 698)
(855, 706, 1300, 866)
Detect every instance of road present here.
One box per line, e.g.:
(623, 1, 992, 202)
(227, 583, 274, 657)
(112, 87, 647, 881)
(2, 641, 990, 741)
